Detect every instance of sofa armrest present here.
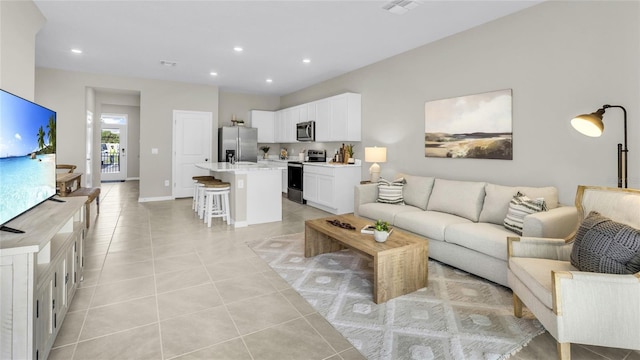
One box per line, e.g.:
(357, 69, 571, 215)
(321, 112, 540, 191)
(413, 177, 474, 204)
(354, 183, 378, 217)
(553, 271, 640, 347)
(522, 205, 578, 238)
(508, 236, 573, 261)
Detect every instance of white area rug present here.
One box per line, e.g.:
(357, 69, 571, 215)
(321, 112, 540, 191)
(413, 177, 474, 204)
(249, 233, 544, 360)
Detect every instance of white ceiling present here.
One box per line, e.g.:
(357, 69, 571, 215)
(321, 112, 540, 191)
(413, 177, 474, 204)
(34, 1, 542, 96)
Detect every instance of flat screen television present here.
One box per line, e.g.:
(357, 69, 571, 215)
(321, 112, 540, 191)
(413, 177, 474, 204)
(0, 89, 57, 233)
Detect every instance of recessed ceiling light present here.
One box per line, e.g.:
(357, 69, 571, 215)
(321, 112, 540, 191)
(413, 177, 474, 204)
(233, 46, 243, 52)
(302, 58, 311, 64)
(210, 72, 218, 76)
(266, 78, 273, 83)
(71, 48, 83, 54)
(160, 60, 177, 67)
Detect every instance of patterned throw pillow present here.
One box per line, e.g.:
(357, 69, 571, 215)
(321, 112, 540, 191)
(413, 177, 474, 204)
(376, 178, 406, 205)
(503, 191, 548, 235)
(570, 211, 640, 274)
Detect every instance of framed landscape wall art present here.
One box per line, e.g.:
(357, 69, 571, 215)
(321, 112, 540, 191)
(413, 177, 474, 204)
(424, 89, 513, 160)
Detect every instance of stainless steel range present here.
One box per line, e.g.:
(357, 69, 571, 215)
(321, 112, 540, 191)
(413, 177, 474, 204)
(287, 150, 326, 204)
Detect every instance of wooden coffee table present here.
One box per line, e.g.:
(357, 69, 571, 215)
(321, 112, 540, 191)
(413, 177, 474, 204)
(305, 214, 428, 304)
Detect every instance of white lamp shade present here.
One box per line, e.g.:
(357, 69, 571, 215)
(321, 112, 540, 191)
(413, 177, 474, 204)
(365, 147, 387, 163)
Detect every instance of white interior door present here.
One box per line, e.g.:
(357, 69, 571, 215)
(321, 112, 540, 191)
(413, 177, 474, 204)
(173, 110, 212, 198)
(85, 110, 93, 187)
(101, 114, 128, 182)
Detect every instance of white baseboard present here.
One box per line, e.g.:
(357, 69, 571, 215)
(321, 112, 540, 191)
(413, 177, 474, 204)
(126, 177, 140, 181)
(138, 196, 174, 203)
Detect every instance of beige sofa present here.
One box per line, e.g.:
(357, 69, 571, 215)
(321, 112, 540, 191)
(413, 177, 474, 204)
(354, 174, 579, 287)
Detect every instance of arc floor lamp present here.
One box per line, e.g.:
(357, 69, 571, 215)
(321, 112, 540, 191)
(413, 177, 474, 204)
(571, 104, 628, 188)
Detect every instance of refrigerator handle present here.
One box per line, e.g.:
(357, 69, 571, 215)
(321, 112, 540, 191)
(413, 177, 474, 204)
(237, 138, 240, 161)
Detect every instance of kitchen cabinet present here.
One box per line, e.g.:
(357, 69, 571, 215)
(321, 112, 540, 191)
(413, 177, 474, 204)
(313, 99, 331, 142)
(259, 160, 288, 193)
(1, 197, 86, 360)
(303, 163, 361, 214)
(329, 93, 361, 142)
(250, 110, 275, 143)
(278, 93, 360, 143)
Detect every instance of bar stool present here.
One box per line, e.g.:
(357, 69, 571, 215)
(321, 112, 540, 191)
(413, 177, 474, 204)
(202, 181, 231, 227)
(192, 176, 217, 216)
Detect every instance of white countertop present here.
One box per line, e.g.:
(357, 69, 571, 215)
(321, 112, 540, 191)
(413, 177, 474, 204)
(196, 162, 287, 172)
(260, 159, 361, 168)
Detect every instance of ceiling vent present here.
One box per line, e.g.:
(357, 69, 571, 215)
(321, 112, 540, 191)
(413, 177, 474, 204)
(160, 60, 177, 67)
(382, 0, 419, 15)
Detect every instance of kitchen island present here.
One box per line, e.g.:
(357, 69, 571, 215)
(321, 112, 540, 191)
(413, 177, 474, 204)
(195, 162, 287, 227)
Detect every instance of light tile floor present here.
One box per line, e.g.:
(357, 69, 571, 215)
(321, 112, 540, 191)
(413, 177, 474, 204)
(48, 181, 638, 360)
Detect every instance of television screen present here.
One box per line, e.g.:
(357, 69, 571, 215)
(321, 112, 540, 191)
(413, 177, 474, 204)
(0, 89, 57, 229)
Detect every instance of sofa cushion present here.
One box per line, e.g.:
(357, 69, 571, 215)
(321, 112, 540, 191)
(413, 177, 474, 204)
(376, 177, 406, 205)
(509, 257, 577, 309)
(570, 211, 640, 274)
(394, 211, 471, 242)
(445, 223, 515, 260)
(426, 179, 486, 222)
(358, 202, 421, 225)
(504, 192, 548, 235)
(480, 184, 559, 225)
(396, 173, 435, 210)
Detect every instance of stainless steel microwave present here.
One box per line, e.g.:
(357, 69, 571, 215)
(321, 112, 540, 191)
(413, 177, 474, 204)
(296, 121, 315, 142)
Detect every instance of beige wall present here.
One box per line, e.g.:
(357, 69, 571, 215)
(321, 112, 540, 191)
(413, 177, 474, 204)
(35, 67, 219, 199)
(0, 0, 45, 99)
(219, 91, 280, 127)
(281, 1, 640, 205)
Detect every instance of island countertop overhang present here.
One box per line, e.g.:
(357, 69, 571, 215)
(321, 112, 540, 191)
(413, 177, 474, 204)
(195, 162, 287, 173)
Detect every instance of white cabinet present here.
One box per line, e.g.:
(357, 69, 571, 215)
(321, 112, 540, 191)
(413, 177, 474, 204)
(274, 110, 284, 143)
(328, 93, 361, 142)
(278, 93, 360, 143)
(1, 197, 86, 360)
(313, 99, 331, 142)
(303, 164, 361, 214)
(250, 110, 275, 143)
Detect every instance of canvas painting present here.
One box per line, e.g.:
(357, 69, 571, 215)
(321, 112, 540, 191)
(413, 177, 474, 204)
(424, 89, 513, 159)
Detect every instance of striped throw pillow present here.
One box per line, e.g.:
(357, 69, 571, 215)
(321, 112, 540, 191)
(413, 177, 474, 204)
(377, 178, 406, 205)
(504, 191, 547, 235)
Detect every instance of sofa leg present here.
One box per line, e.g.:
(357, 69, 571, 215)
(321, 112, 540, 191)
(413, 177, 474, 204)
(557, 342, 570, 360)
(513, 293, 523, 318)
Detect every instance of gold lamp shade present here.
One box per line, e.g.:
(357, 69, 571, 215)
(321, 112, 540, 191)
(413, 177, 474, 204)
(571, 108, 606, 137)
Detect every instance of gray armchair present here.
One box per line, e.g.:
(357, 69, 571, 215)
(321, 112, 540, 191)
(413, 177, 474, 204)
(507, 185, 640, 359)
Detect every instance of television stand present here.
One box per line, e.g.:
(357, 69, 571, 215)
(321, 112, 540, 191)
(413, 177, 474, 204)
(0, 225, 24, 233)
(0, 197, 86, 360)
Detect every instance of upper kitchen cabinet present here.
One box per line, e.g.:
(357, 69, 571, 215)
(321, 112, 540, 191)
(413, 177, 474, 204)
(309, 93, 361, 142)
(250, 110, 275, 143)
(329, 93, 361, 142)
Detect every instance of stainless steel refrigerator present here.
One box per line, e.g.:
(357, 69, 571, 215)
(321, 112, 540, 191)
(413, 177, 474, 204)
(218, 127, 258, 162)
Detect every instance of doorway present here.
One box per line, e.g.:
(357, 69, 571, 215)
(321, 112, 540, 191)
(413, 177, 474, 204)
(101, 113, 128, 182)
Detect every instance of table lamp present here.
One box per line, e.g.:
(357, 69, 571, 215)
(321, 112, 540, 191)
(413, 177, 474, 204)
(571, 104, 628, 188)
(365, 147, 387, 183)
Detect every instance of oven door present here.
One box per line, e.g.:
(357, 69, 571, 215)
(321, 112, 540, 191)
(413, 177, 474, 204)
(287, 162, 306, 204)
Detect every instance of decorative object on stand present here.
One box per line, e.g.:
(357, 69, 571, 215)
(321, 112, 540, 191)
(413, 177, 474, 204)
(425, 89, 513, 159)
(230, 114, 244, 126)
(571, 104, 629, 188)
(260, 146, 270, 159)
(365, 146, 387, 182)
(280, 148, 288, 160)
(373, 219, 391, 242)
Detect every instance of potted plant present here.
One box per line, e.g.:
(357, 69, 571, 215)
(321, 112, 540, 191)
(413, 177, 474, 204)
(260, 146, 270, 159)
(346, 144, 355, 164)
(373, 219, 390, 242)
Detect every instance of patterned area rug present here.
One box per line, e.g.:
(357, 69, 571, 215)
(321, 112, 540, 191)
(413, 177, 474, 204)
(248, 233, 544, 360)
